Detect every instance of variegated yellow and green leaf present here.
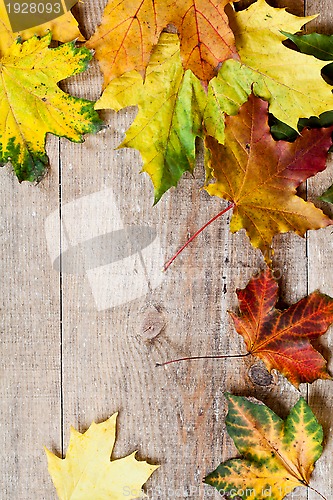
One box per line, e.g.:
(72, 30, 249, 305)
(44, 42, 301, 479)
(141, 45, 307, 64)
(97, 33, 207, 203)
(205, 395, 324, 500)
(0, 34, 101, 182)
(95, 70, 143, 112)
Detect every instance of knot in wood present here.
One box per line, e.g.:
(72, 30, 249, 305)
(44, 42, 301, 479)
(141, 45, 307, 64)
(248, 363, 273, 387)
(140, 308, 165, 341)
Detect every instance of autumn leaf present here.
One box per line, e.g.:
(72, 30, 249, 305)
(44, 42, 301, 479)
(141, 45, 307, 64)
(205, 93, 333, 258)
(0, 0, 83, 56)
(280, 30, 333, 202)
(96, 70, 144, 113)
(282, 30, 333, 62)
(45, 413, 159, 500)
(268, 31, 333, 141)
(86, 0, 168, 87)
(87, 0, 238, 86)
(229, 266, 333, 387)
(205, 395, 324, 500)
(320, 184, 333, 204)
(269, 112, 333, 143)
(170, 0, 238, 82)
(96, 33, 206, 203)
(208, 0, 333, 132)
(204, 58, 251, 144)
(0, 34, 101, 182)
(95, 2, 333, 202)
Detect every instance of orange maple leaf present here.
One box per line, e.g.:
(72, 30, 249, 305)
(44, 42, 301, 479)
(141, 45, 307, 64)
(206, 94, 333, 259)
(230, 267, 333, 387)
(87, 0, 238, 86)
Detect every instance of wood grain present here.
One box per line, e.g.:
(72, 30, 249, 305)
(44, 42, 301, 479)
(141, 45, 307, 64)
(0, 139, 61, 498)
(1, 0, 333, 499)
(306, 0, 333, 32)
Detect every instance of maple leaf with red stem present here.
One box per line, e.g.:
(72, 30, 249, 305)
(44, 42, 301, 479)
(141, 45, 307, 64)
(205, 93, 333, 261)
(158, 267, 333, 388)
(230, 267, 333, 387)
(164, 94, 333, 271)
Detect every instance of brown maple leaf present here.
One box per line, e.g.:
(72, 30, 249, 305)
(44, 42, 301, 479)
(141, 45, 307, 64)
(86, 0, 238, 86)
(205, 93, 333, 260)
(230, 267, 333, 387)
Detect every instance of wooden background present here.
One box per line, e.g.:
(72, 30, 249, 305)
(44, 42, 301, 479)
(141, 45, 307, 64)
(1, 0, 333, 498)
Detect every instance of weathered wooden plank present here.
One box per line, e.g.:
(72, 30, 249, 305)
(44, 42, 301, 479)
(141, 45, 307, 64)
(0, 139, 61, 498)
(305, 1, 333, 499)
(306, 0, 333, 31)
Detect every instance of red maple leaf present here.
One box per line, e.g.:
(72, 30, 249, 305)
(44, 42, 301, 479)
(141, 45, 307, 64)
(230, 267, 333, 387)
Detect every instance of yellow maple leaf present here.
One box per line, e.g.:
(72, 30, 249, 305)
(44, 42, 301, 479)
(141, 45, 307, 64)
(45, 413, 159, 500)
(0, 0, 83, 56)
(96, 70, 143, 113)
(96, 33, 207, 203)
(210, 0, 333, 131)
(0, 34, 101, 182)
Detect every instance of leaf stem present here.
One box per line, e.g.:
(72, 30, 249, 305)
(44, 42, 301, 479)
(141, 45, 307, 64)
(307, 485, 327, 500)
(156, 352, 250, 367)
(163, 202, 235, 271)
